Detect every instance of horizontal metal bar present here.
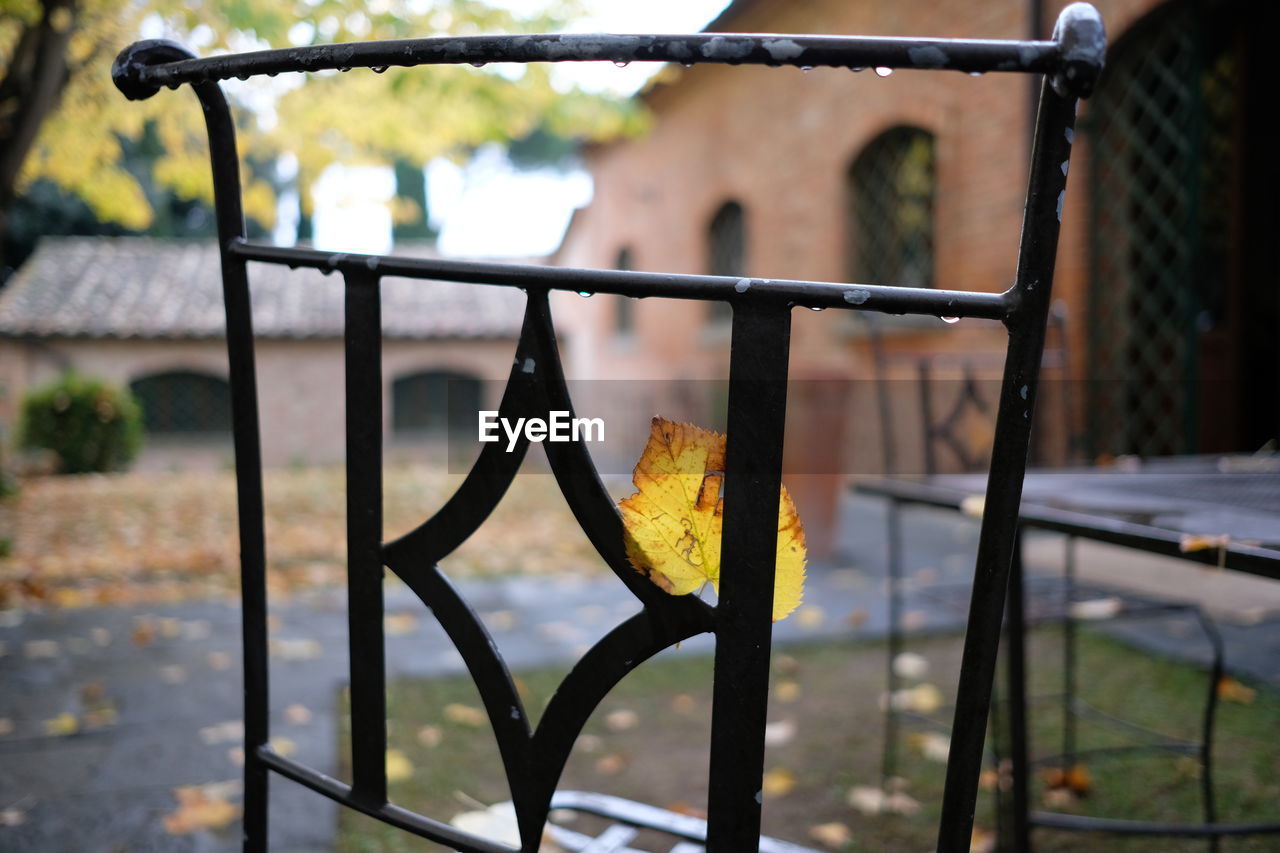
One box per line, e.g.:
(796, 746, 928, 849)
(550, 791, 819, 853)
(257, 746, 516, 853)
(130, 32, 1064, 88)
(1030, 811, 1280, 838)
(855, 479, 1280, 580)
(229, 239, 1011, 320)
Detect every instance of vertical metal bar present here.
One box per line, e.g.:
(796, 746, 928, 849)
(1195, 611, 1224, 853)
(918, 359, 937, 476)
(1005, 531, 1032, 852)
(1062, 535, 1077, 767)
(706, 301, 792, 852)
(344, 269, 388, 806)
(881, 498, 905, 785)
(935, 69, 1079, 852)
(185, 79, 270, 852)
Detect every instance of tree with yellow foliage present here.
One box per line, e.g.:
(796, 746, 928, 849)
(0, 0, 640, 269)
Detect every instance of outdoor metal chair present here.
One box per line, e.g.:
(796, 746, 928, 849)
(112, 4, 1103, 850)
(865, 307, 1228, 850)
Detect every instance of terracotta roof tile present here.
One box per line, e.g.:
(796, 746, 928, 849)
(0, 237, 525, 340)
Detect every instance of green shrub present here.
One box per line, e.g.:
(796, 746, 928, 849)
(18, 373, 143, 474)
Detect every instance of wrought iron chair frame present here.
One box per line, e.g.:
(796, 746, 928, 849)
(113, 5, 1103, 851)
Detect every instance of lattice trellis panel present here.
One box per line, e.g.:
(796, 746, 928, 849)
(1084, 0, 1238, 457)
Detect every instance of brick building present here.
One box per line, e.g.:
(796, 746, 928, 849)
(0, 238, 524, 468)
(555, 0, 1276, 493)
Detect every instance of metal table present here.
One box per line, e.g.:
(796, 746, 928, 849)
(858, 453, 1280, 847)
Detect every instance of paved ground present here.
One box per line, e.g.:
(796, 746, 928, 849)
(2, 492, 1277, 851)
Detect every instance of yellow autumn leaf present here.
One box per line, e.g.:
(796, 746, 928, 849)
(162, 783, 241, 834)
(761, 767, 797, 798)
(386, 749, 415, 783)
(618, 417, 805, 621)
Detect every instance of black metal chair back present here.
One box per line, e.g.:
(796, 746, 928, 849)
(868, 302, 1080, 477)
(112, 6, 1104, 851)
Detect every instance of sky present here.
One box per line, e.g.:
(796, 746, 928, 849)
(303, 0, 733, 258)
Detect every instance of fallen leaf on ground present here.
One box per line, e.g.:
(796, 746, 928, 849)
(1218, 676, 1256, 704)
(884, 683, 943, 714)
(774, 680, 801, 703)
(450, 801, 520, 847)
(444, 703, 487, 727)
(796, 606, 825, 629)
(1180, 533, 1231, 553)
(594, 751, 631, 775)
(163, 783, 241, 834)
(0, 807, 26, 827)
(846, 608, 869, 629)
(901, 610, 928, 631)
(960, 494, 985, 518)
(909, 732, 950, 763)
(199, 720, 243, 745)
(1042, 764, 1091, 797)
(385, 749, 414, 783)
(384, 612, 419, 636)
(483, 610, 519, 631)
(808, 822, 852, 848)
(283, 704, 312, 725)
(269, 736, 297, 757)
(159, 665, 187, 684)
(43, 712, 78, 736)
(670, 694, 697, 714)
(1069, 597, 1123, 620)
(664, 801, 707, 818)
(971, 826, 996, 853)
(417, 725, 443, 748)
(604, 709, 639, 731)
(618, 417, 805, 621)
(269, 638, 322, 660)
(892, 652, 930, 680)
(761, 767, 797, 798)
(847, 783, 920, 816)
(207, 651, 233, 670)
(764, 719, 797, 746)
(24, 639, 59, 659)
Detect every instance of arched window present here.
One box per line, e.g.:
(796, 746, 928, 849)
(706, 201, 745, 324)
(392, 370, 483, 436)
(615, 247, 635, 336)
(848, 127, 936, 288)
(130, 370, 232, 435)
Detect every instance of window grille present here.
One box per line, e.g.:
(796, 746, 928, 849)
(130, 370, 232, 435)
(849, 126, 936, 288)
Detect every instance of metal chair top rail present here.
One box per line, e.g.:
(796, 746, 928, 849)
(113, 6, 1104, 98)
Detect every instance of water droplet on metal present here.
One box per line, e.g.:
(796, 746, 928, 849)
(800, 65, 814, 73)
(809, 305, 826, 311)
(338, 66, 350, 72)
(613, 60, 630, 68)
(940, 315, 960, 324)
(874, 66, 893, 77)
(849, 66, 865, 73)
(372, 66, 388, 74)
(968, 71, 984, 77)
(470, 61, 487, 68)
(577, 291, 594, 298)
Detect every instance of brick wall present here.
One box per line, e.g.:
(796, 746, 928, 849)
(553, 0, 1169, 552)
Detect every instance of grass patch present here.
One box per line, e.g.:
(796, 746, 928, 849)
(338, 629, 1280, 852)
